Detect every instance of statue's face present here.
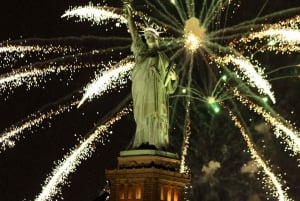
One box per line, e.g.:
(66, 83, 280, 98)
(144, 32, 157, 49)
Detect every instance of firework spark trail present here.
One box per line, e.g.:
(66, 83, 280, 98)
(0, 45, 80, 69)
(35, 106, 130, 201)
(229, 111, 291, 201)
(180, 118, 191, 173)
(247, 29, 300, 53)
(61, 4, 126, 26)
(77, 60, 134, 107)
(247, 15, 300, 43)
(144, 0, 183, 33)
(259, 29, 300, 44)
(236, 16, 300, 53)
(0, 45, 45, 54)
(0, 64, 95, 92)
(184, 0, 194, 19)
(169, 0, 187, 23)
(0, 37, 131, 50)
(0, 45, 77, 54)
(209, 8, 300, 45)
(0, 45, 79, 62)
(202, 0, 232, 28)
(221, 55, 276, 103)
(155, 0, 182, 29)
(0, 100, 79, 153)
(180, 54, 194, 174)
(234, 89, 300, 156)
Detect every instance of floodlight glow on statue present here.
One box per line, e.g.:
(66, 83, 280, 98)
(124, 3, 178, 149)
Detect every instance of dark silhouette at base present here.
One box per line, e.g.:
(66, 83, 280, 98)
(92, 180, 111, 201)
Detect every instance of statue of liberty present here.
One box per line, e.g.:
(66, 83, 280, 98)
(123, 2, 178, 150)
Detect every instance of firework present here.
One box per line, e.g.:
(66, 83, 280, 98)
(229, 111, 291, 201)
(78, 58, 133, 107)
(238, 15, 300, 53)
(35, 106, 130, 201)
(0, 100, 79, 153)
(0, 64, 96, 93)
(62, 3, 127, 26)
(219, 55, 276, 103)
(234, 89, 300, 156)
(0, 0, 300, 200)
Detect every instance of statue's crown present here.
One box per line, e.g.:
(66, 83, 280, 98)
(142, 27, 161, 38)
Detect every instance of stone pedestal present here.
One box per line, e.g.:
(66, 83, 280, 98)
(105, 150, 190, 201)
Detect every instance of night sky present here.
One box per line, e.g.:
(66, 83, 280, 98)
(0, 1, 300, 201)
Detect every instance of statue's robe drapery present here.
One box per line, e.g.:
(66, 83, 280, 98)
(131, 37, 177, 149)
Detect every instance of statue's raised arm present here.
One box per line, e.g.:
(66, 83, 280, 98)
(123, 4, 139, 43)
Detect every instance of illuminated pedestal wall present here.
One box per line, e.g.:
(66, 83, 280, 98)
(105, 150, 191, 201)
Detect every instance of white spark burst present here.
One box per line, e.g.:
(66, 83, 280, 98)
(184, 17, 206, 52)
(0, 44, 80, 69)
(0, 101, 79, 152)
(234, 89, 300, 157)
(35, 106, 130, 201)
(62, 3, 127, 26)
(0, 44, 76, 54)
(0, 45, 43, 53)
(78, 60, 133, 107)
(238, 15, 300, 53)
(0, 64, 95, 92)
(263, 29, 300, 44)
(222, 55, 276, 103)
(229, 111, 292, 201)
